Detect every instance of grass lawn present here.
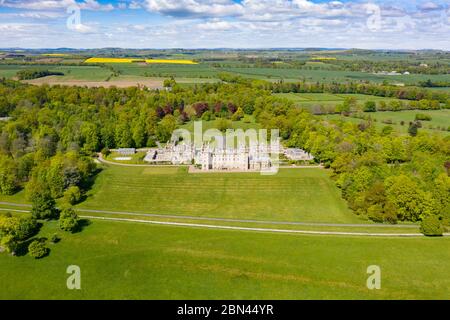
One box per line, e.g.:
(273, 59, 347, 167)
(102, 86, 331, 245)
(363, 109, 450, 130)
(105, 151, 147, 164)
(275, 93, 402, 111)
(77, 166, 360, 224)
(321, 109, 450, 136)
(0, 219, 449, 299)
(179, 116, 260, 133)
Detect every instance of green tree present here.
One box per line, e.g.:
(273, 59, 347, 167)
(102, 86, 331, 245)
(385, 175, 436, 222)
(363, 101, 377, 112)
(59, 207, 79, 232)
(231, 107, 245, 121)
(28, 240, 49, 259)
(216, 118, 232, 132)
(156, 115, 177, 142)
(408, 122, 419, 137)
(31, 188, 58, 220)
(0, 155, 18, 195)
(420, 215, 444, 236)
(0, 215, 38, 255)
(63, 186, 82, 205)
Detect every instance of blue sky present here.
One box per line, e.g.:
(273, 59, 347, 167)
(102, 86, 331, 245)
(0, 0, 449, 49)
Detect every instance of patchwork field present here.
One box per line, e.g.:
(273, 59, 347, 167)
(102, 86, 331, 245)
(2, 62, 449, 87)
(84, 58, 198, 64)
(221, 67, 450, 84)
(1, 219, 449, 299)
(275, 93, 403, 109)
(0, 65, 112, 81)
(363, 109, 450, 129)
(321, 109, 450, 135)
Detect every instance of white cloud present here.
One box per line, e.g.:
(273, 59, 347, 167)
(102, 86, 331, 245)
(197, 20, 234, 31)
(0, 11, 65, 19)
(69, 22, 95, 32)
(2, 0, 114, 11)
(129, 1, 141, 9)
(79, 0, 113, 11)
(143, 0, 243, 18)
(418, 1, 443, 12)
(0, 0, 449, 50)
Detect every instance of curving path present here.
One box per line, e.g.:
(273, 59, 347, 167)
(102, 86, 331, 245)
(80, 215, 433, 238)
(1, 201, 446, 238)
(0, 201, 417, 228)
(97, 153, 185, 167)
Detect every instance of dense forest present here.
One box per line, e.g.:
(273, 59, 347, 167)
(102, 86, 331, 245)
(0, 78, 448, 227)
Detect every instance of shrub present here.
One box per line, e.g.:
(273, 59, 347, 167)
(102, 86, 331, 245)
(415, 113, 432, 121)
(381, 126, 394, 136)
(363, 101, 377, 112)
(231, 107, 245, 121)
(420, 215, 444, 237)
(382, 201, 398, 225)
(63, 186, 82, 205)
(59, 207, 79, 232)
(101, 147, 111, 157)
(367, 205, 384, 223)
(50, 234, 60, 244)
(30, 189, 58, 220)
(201, 111, 212, 121)
(28, 240, 49, 259)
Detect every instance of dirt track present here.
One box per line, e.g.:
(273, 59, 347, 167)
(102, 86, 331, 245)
(23, 77, 163, 89)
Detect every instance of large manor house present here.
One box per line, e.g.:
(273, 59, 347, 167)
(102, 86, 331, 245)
(141, 140, 314, 172)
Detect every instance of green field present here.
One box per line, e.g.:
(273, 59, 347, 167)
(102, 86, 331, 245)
(0, 65, 112, 81)
(1, 218, 449, 299)
(275, 93, 403, 110)
(179, 117, 260, 133)
(222, 67, 450, 84)
(321, 109, 450, 135)
(0, 166, 357, 224)
(364, 109, 450, 130)
(74, 166, 359, 224)
(2, 62, 449, 86)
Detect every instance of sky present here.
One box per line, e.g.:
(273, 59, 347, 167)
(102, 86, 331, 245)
(0, 0, 449, 49)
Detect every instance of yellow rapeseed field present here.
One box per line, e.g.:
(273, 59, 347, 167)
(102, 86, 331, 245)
(84, 57, 198, 64)
(41, 53, 70, 57)
(145, 59, 198, 65)
(310, 57, 337, 61)
(85, 58, 143, 63)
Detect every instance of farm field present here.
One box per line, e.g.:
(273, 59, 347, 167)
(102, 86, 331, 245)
(321, 109, 450, 135)
(2, 62, 449, 87)
(0, 218, 449, 299)
(84, 58, 198, 64)
(73, 166, 360, 224)
(23, 77, 163, 89)
(221, 66, 450, 84)
(275, 93, 403, 110)
(0, 65, 112, 81)
(363, 109, 450, 129)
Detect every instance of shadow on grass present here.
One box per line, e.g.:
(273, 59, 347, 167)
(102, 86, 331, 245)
(15, 236, 50, 258)
(73, 219, 91, 234)
(78, 167, 103, 204)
